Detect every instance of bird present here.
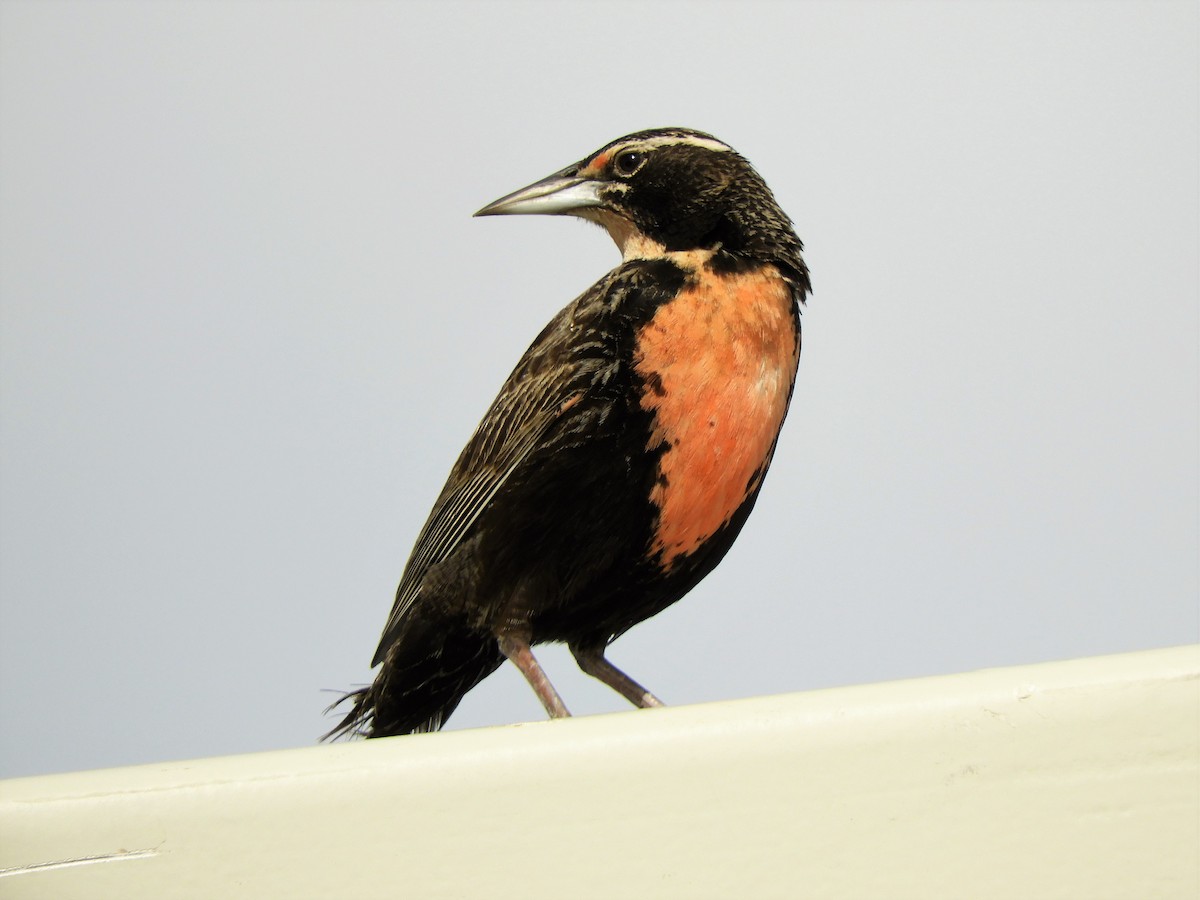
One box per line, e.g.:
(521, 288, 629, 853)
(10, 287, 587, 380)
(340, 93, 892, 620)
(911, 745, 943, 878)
(327, 127, 810, 739)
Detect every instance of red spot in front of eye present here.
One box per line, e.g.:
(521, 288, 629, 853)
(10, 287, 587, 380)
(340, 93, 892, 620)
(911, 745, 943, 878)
(582, 150, 611, 176)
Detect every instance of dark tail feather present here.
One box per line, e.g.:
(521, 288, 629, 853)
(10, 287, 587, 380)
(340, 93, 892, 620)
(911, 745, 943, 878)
(323, 629, 504, 740)
(322, 687, 376, 742)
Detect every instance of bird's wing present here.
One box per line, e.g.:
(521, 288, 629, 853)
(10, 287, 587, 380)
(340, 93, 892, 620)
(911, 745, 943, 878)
(370, 303, 606, 667)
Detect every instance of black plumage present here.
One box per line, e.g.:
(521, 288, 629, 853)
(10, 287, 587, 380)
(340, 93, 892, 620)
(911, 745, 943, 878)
(328, 128, 809, 739)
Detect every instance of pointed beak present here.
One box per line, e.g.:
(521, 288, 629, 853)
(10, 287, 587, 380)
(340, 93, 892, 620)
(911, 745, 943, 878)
(474, 168, 605, 217)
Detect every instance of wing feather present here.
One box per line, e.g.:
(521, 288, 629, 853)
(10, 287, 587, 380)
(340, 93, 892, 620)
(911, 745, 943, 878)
(370, 309, 599, 666)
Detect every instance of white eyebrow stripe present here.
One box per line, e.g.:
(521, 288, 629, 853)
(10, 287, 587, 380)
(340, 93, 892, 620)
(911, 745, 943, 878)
(619, 134, 733, 154)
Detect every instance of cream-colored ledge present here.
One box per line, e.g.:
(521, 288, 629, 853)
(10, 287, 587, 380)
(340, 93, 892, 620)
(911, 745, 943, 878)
(2, 645, 1197, 899)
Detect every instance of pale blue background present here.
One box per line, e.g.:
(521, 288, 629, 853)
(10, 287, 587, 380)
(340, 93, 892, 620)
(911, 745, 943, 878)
(1, 1, 1196, 778)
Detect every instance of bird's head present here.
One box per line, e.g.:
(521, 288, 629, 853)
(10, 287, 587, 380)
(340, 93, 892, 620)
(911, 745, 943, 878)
(476, 128, 808, 287)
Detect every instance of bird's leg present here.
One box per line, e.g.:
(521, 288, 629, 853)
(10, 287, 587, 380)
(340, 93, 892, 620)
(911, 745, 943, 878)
(570, 642, 665, 709)
(496, 632, 571, 719)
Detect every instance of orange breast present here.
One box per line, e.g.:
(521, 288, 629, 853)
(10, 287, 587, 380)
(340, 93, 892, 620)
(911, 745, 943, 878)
(634, 264, 798, 568)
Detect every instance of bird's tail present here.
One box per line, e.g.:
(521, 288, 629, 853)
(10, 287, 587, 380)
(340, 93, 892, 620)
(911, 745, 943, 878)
(324, 627, 504, 740)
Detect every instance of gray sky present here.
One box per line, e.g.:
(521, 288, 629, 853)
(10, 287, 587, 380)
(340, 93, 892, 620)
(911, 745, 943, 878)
(1, 1, 1196, 779)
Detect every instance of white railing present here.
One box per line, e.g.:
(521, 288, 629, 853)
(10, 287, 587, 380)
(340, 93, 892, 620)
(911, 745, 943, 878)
(2, 645, 1197, 899)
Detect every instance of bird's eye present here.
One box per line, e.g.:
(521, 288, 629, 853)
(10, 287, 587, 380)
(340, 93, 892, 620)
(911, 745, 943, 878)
(613, 150, 646, 177)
